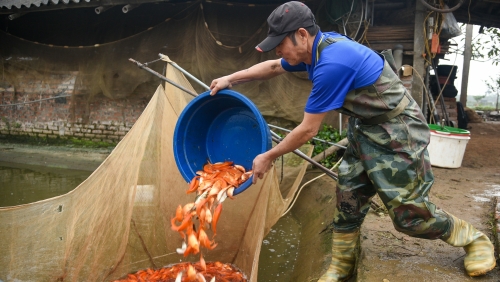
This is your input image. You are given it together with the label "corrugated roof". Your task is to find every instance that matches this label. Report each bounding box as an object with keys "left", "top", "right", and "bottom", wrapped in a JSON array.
[
  {"left": 1, "top": 0, "right": 288, "bottom": 11},
  {"left": 1, "top": 0, "right": 91, "bottom": 10},
  {"left": 3, "top": 0, "right": 500, "bottom": 29}
]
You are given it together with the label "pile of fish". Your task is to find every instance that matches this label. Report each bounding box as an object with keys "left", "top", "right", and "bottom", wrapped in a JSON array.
[{"left": 113, "top": 262, "right": 245, "bottom": 282}]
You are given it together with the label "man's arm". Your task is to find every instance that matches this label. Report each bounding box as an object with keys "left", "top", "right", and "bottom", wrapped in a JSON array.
[
  {"left": 210, "top": 59, "right": 285, "bottom": 95},
  {"left": 252, "top": 111, "right": 327, "bottom": 183}
]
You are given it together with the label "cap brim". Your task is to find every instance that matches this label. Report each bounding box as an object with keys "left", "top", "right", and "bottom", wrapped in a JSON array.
[{"left": 255, "top": 33, "right": 287, "bottom": 52}]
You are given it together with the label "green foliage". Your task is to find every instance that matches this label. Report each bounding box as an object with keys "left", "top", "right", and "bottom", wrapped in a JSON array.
[
  {"left": 472, "top": 95, "right": 485, "bottom": 102},
  {"left": 469, "top": 26, "right": 500, "bottom": 66},
  {"left": 307, "top": 124, "right": 347, "bottom": 168},
  {"left": 473, "top": 106, "right": 497, "bottom": 111},
  {"left": 484, "top": 74, "right": 500, "bottom": 93},
  {"left": 68, "top": 138, "right": 116, "bottom": 148},
  {"left": 0, "top": 134, "right": 116, "bottom": 148},
  {"left": 2, "top": 117, "right": 10, "bottom": 130},
  {"left": 484, "top": 73, "right": 500, "bottom": 111}
]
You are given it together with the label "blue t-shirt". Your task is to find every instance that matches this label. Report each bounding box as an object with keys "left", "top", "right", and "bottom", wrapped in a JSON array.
[{"left": 281, "top": 31, "right": 384, "bottom": 114}]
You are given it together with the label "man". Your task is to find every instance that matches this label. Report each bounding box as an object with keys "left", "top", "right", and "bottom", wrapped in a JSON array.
[{"left": 209, "top": 1, "right": 496, "bottom": 281}]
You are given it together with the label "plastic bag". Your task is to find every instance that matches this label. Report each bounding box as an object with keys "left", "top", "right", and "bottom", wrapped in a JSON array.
[{"left": 441, "top": 6, "right": 462, "bottom": 38}]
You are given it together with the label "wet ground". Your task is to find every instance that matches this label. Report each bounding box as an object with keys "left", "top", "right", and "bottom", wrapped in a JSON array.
[{"left": 355, "top": 122, "right": 500, "bottom": 281}]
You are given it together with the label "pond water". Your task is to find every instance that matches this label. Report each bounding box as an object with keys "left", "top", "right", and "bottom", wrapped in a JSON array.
[
  {"left": 0, "top": 162, "right": 91, "bottom": 207},
  {"left": 258, "top": 214, "right": 301, "bottom": 282},
  {"left": 0, "top": 162, "right": 302, "bottom": 281}
]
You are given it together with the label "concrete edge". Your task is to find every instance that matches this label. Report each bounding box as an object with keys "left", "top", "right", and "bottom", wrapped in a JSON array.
[{"left": 495, "top": 196, "right": 500, "bottom": 257}]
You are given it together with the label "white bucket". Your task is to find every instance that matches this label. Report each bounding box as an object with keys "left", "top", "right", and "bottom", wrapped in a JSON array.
[{"left": 427, "top": 126, "right": 470, "bottom": 168}]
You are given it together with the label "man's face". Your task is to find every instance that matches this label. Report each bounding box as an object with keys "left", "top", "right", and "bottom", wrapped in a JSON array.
[{"left": 275, "top": 30, "right": 310, "bottom": 65}]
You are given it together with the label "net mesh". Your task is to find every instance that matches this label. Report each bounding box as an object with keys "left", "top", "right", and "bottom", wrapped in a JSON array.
[
  {"left": 0, "top": 2, "right": 340, "bottom": 125},
  {"left": 0, "top": 61, "right": 312, "bottom": 281}
]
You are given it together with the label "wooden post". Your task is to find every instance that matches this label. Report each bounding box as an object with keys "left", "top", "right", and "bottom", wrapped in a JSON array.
[
  {"left": 411, "top": 0, "right": 426, "bottom": 107},
  {"left": 460, "top": 24, "right": 473, "bottom": 107}
]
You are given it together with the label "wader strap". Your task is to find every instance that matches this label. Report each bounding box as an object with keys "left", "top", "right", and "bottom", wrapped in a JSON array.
[
  {"left": 317, "top": 35, "right": 408, "bottom": 125},
  {"left": 361, "top": 95, "right": 410, "bottom": 125},
  {"left": 316, "top": 36, "right": 348, "bottom": 63}
]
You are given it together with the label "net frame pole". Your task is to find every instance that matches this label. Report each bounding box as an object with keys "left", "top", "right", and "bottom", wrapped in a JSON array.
[
  {"left": 270, "top": 131, "right": 338, "bottom": 181},
  {"left": 159, "top": 53, "right": 211, "bottom": 92},
  {"left": 128, "top": 58, "right": 198, "bottom": 98}
]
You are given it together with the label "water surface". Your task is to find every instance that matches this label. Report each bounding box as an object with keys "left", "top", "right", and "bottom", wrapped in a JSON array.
[
  {"left": 0, "top": 161, "right": 91, "bottom": 207},
  {"left": 0, "top": 161, "right": 302, "bottom": 281},
  {"left": 258, "top": 214, "right": 301, "bottom": 282}
]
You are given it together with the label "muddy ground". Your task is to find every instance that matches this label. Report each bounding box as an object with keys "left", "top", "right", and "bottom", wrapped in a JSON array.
[
  {"left": 356, "top": 121, "right": 500, "bottom": 282},
  {"left": 0, "top": 121, "right": 499, "bottom": 281}
]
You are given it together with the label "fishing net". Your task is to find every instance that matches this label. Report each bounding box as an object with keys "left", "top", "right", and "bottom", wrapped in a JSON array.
[
  {"left": 0, "top": 1, "right": 340, "bottom": 126},
  {"left": 0, "top": 61, "right": 312, "bottom": 281}
]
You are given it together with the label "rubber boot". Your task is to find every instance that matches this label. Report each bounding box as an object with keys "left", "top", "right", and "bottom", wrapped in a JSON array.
[
  {"left": 318, "top": 230, "right": 359, "bottom": 282},
  {"left": 442, "top": 213, "right": 496, "bottom": 277}
]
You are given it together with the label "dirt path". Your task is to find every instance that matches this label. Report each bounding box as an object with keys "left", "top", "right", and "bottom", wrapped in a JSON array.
[{"left": 357, "top": 122, "right": 500, "bottom": 281}]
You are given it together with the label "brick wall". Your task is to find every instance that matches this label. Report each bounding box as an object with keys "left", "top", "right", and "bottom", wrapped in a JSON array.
[
  {"left": 0, "top": 71, "right": 155, "bottom": 144},
  {"left": 0, "top": 66, "right": 426, "bottom": 144}
]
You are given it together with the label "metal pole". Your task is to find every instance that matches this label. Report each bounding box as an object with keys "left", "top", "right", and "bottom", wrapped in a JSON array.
[
  {"left": 460, "top": 24, "right": 473, "bottom": 108},
  {"left": 431, "top": 59, "right": 451, "bottom": 126},
  {"left": 128, "top": 58, "right": 198, "bottom": 98},
  {"left": 270, "top": 131, "right": 338, "bottom": 181},
  {"left": 412, "top": 0, "right": 426, "bottom": 107},
  {"left": 339, "top": 113, "right": 342, "bottom": 134},
  {"left": 268, "top": 124, "right": 346, "bottom": 149},
  {"left": 159, "top": 53, "right": 210, "bottom": 91}
]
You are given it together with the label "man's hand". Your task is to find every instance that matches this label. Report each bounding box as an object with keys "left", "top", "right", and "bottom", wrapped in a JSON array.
[
  {"left": 209, "top": 76, "right": 232, "bottom": 96},
  {"left": 252, "top": 153, "right": 274, "bottom": 184}
]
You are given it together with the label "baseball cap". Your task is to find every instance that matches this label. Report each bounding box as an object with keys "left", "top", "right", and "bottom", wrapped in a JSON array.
[{"left": 256, "top": 1, "right": 316, "bottom": 52}]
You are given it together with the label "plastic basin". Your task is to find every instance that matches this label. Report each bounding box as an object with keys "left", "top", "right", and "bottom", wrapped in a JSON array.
[
  {"left": 173, "top": 89, "right": 271, "bottom": 195},
  {"left": 427, "top": 124, "right": 470, "bottom": 168}
]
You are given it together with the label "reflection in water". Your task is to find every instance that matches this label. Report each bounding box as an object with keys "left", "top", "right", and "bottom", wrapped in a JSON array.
[
  {"left": 0, "top": 162, "right": 91, "bottom": 207},
  {"left": 258, "top": 214, "right": 301, "bottom": 282}
]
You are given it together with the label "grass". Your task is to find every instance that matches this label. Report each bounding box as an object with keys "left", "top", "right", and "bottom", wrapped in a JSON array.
[
  {"left": 308, "top": 124, "right": 347, "bottom": 168},
  {"left": 0, "top": 134, "right": 116, "bottom": 148}
]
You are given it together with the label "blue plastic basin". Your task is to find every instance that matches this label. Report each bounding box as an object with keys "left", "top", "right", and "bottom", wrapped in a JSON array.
[{"left": 173, "top": 89, "right": 271, "bottom": 195}]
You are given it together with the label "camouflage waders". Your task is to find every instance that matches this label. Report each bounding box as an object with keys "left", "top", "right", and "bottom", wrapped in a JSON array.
[
  {"left": 332, "top": 51, "right": 451, "bottom": 238},
  {"left": 318, "top": 39, "right": 495, "bottom": 282}
]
